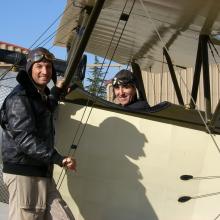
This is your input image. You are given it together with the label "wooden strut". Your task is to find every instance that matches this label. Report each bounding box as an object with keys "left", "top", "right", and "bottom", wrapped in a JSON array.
[
  {"left": 201, "top": 35, "right": 211, "bottom": 122},
  {"left": 131, "top": 62, "right": 147, "bottom": 102},
  {"left": 189, "top": 35, "right": 202, "bottom": 109},
  {"left": 163, "top": 48, "right": 184, "bottom": 105},
  {"left": 63, "top": 0, "right": 106, "bottom": 88},
  {"left": 190, "top": 34, "right": 212, "bottom": 122}
]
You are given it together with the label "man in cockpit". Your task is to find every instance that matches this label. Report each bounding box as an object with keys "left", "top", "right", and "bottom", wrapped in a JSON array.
[{"left": 112, "top": 69, "right": 150, "bottom": 110}]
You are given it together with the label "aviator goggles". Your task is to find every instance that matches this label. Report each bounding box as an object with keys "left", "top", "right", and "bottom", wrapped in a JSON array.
[
  {"left": 112, "top": 76, "right": 135, "bottom": 87},
  {"left": 27, "top": 52, "right": 55, "bottom": 63}
]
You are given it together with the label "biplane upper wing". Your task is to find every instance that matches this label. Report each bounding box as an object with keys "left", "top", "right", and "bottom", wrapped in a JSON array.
[{"left": 54, "top": 0, "right": 220, "bottom": 72}]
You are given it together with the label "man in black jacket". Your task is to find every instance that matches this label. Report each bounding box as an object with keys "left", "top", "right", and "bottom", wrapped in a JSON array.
[
  {"left": 112, "top": 69, "right": 150, "bottom": 110},
  {"left": 0, "top": 47, "right": 75, "bottom": 220}
]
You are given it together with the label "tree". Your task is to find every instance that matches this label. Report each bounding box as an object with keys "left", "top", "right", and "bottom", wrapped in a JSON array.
[{"left": 85, "top": 56, "right": 106, "bottom": 99}]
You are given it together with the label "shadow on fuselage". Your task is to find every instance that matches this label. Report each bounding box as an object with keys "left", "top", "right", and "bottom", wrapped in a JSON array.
[{"left": 55, "top": 104, "right": 158, "bottom": 220}]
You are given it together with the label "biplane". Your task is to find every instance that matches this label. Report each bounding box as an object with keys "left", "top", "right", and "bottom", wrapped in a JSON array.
[{"left": 1, "top": 0, "right": 220, "bottom": 219}]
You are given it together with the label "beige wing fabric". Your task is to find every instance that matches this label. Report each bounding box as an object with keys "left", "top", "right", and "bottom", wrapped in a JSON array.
[{"left": 54, "top": 0, "right": 220, "bottom": 72}]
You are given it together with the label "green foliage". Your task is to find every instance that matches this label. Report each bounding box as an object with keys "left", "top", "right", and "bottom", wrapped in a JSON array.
[{"left": 85, "top": 56, "right": 106, "bottom": 99}]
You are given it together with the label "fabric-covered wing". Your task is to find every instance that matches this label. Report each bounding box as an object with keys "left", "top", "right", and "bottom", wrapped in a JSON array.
[{"left": 54, "top": 0, "right": 220, "bottom": 72}]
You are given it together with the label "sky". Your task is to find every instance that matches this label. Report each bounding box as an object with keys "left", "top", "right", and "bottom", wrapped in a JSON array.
[
  {"left": 0, "top": 0, "right": 122, "bottom": 81},
  {"left": 0, "top": 0, "right": 67, "bottom": 59}
]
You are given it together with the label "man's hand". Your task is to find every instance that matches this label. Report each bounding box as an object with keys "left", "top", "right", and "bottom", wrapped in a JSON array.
[
  {"left": 56, "top": 77, "right": 71, "bottom": 93},
  {"left": 56, "top": 78, "right": 65, "bottom": 89},
  {"left": 62, "top": 157, "right": 76, "bottom": 171}
]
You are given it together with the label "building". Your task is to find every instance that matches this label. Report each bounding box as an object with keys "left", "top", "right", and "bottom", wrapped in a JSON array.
[{"left": 0, "top": 41, "right": 28, "bottom": 70}]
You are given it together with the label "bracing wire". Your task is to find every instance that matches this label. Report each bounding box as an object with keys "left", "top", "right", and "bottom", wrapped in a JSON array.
[
  {"left": 29, "top": 6, "right": 68, "bottom": 49},
  {"left": 56, "top": 98, "right": 93, "bottom": 189},
  {"left": 36, "top": 17, "right": 76, "bottom": 49},
  {"left": 0, "top": 67, "right": 14, "bottom": 81},
  {"left": 214, "top": 214, "right": 220, "bottom": 220},
  {"left": 208, "top": 39, "right": 220, "bottom": 119},
  {"left": 0, "top": 76, "right": 16, "bottom": 81},
  {"left": 0, "top": 2, "right": 73, "bottom": 82},
  {"left": 160, "top": 53, "right": 164, "bottom": 102},
  {"left": 57, "top": 0, "right": 135, "bottom": 189},
  {"left": 176, "top": 67, "right": 220, "bottom": 154},
  {"left": 208, "top": 40, "right": 220, "bottom": 74},
  {"left": 30, "top": 1, "right": 74, "bottom": 49},
  {"left": 149, "top": 69, "right": 156, "bottom": 104},
  {"left": 209, "top": 38, "right": 220, "bottom": 58},
  {"left": 56, "top": 0, "right": 136, "bottom": 190},
  {"left": 138, "top": 0, "right": 220, "bottom": 154},
  {"left": 180, "top": 79, "right": 220, "bottom": 153}
]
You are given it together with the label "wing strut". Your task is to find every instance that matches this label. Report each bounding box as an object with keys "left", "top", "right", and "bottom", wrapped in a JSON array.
[
  {"left": 63, "top": 0, "right": 105, "bottom": 89},
  {"left": 189, "top": 36, "right": 202, "bottom": 109},
  {"left": 201, "top": 35, "right": 211, "bottom": 121},
  {"left": 131, "top": 62, "right": 147, "bottom": 102},
  {"left": 190, "top": 35, "right": 211, "bottom": 121},
  {"left": 163, "top": 48, "right": 184, "bottom": 105}
]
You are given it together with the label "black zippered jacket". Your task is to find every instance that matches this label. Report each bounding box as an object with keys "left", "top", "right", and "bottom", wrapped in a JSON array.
[{"left": 0, "top": 70, "right": 64, "bottom": 177}]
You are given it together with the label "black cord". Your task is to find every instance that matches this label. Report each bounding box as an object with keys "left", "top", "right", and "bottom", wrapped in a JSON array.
[{"left": 56, "top": 0, "right": 137, "bottom": 189}]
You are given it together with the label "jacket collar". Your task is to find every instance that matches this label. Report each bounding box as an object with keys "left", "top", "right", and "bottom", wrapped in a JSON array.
[{"left": 16, "top": 70, "right": 50, "bottom": 97}]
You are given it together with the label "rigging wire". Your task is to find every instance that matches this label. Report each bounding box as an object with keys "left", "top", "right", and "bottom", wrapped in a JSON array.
[
  {"left": 28, "top": 4, "right": 69, "bottom": 49},
  {"left": 149, "top": 68, "right": 156, "bottom": 104},
  {"left": 56, "top": 0, "right": 136, "bottom": 190},
  {"left": 209, "top": 38, "right": 220, "bottom": 58},
  {"left": 50, "top": 1, "right": 220, "bottom": 216},
  {"left": 160, "top": 53, "right": 164, "bottom": 102},
  {"left": 214, "top": 214, "right": 220, "bottom": 220},
  {"left": 138, "top": 0, "right": 220, "bottom": 153},
  {"left": 140, "top": 2, "right": 220, "bottom": 182},
  {"left": 0, "top": 1, "right": 73, "bottom": 82},
  {"left": 37, "top": 25, "right": 66, "bottom": 49},
  {"left": 0, "top": 76, "right": 16, "bottom": 81},
  {"left": 166, "top": 65, "right": 220, "bottom": 154},
  {"left": 28, "top": 2, "right": 74, "bottom": 50},
  {"left": 0, "top": 67, "right": 14, "bottom": 81},
  {"left": 0, "top": 76, "right": 16, "bottom": 91},
  {"left": 178, "top": 191, "right": 220, "bottom": 203},
  {"left": 36, "top": 17, "right": 77, "bottom": 49},
  {"left": 180, "top": 174, "right": 220, "bottom": 180},
  {"left": 138, "top": 0, "right": 169, "bottom": 53},
  {"left": 57, "top": 0, "right": 135, "bottom": 189},
  {"left": 30, "top": 0, "right": 74, "bottom": 49},
  {"left": 208, "top": 39, "right": 220, "bottom": 127},
  {"left": 208, "top": 40, "right": 220, "bottom": 75}
]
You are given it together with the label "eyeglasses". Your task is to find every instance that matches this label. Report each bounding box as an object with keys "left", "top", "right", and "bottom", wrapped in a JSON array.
[{"left": 27, "top": 52, "right": 55, "bottom": 63}]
